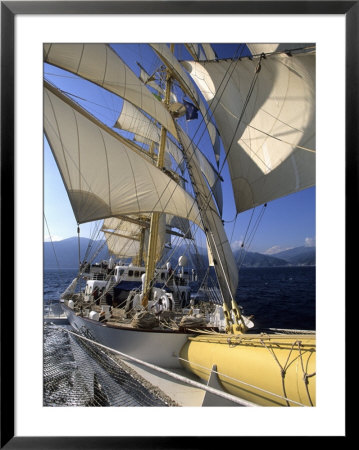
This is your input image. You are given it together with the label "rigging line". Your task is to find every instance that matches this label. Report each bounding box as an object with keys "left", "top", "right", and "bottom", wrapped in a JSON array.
[
  {"left": 44, "top": 214, "right": 62, "bottom": 271},
  {"left": 77, "top": 225, "right": 81, "bottom": 275},
  {"left": 82, "top": 220, "right": 104, "bottom": 266},
  {"left": 237, "top": 205, "right": 267, "bottom": 269},
  {"left": 218, "top": 54, "right": 265, "bottom": 177},
  {"left": 177, "top": 356, "right": 307, "bottom": 407},
  {"left": 250, "top": 45, "right": 316, "bottom": 60},
  {"left": 168, "top": 49, "right": 262, "bottom": 229},
  {"left": 242, "top": 124, "right": 315, "bottom": 153},
  {"left": 60, "top": 89, "right": 123, "bottom": 118},
  {"left": 180, "top": 44, "right": 247, "bottom": 154},
  {"left": 134, "top": 47, "right": 249, "bottom": 249},
  {"left": 46, "top": 48, "right": 246, "bottom": 291},
  {"left": 245, "top": 205, "right": 267, "bottom": 251},
  {"left": 229, "top": 213, "right": 239, "bottom": 246},
  {"left": 190, "top": 45, "right": 248, "bottom": 155}
]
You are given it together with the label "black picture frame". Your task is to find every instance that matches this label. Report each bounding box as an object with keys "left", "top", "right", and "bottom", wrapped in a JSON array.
[{"left": 1, "top": 1, "right": 352, "bottom": 447}]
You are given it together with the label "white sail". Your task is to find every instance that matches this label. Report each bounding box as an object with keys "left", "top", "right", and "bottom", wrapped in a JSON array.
[
  {"left": 150, "top": 43, "right": 221, "bottom": 163},
  {"left": 44, "top": 83, "right": 202, "bottom": 227},
  {"left": 247, "top": 43, "right": 311, "bottom": 57},
  {"left": 114, "top": 100, "right": 184, "bottom": 170},
  {"left": 103, "top": 230, "right": 140, "bottom": 258},
  {"left": 103, "top": 217, "right": 142, "bottom": 236},
  {"left": 185, "top": 51, "right": 315, "bottom": 213},
  {"left": 103, "top": 216, "right": 165, "bottom": 263},
  {"left": 43, "top": 43, "right": 178, "bottom": 139},
  {"left": 185, "top": 44, "right": 206, "bottom": 61},
  {"left": 115, "top": 100, "right": 223, "bottom": 213},
  {"left": 137, "top": 62, "right": 165, "bottom": 95},
  {"left": 201, "top": 44, "right": 217, "bottom": 60},
  {"left": 177, "top": 127, "right": 238, "bottom": 303},
  {"left": 246, "top": 44, "right": 280, "bottom": 55}
]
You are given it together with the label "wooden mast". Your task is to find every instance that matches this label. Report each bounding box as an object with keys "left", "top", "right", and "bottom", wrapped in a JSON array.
[{"left": 142, "top": 44, "right": 174, "bottom": 307}]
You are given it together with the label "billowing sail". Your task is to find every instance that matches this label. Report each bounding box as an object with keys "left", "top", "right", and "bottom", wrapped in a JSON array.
[
  {"left": 201, "top": 44, "right": 217, "bottom": 60},
  {"left": 137, "top": 61, "right": 165, "bottom": 96},
  {"left": 114, "top": 100, "right": 184, "bottom": 171},
  {"left": 246, "top": 44, "right": 280, "bottom": 56},
  {"left": 247, "top": 43, "right": 311, "bottom": 57},
  {"left": 115, "top": 100, "right": 223, "bottom": 213},
  {"left": 184, "top": 50, "right": 315, "bottom": 213},
  {"left": 103, "top": 230, "right": 140, "bottom": 258},
  {"left": 177, "top": 127, "right": 238, "bottom": 305},
  {"left": 150, "top": 43, "right": 221, "bottom": 163},
  {"left": 44, "top": 83, "right": 202, "bottom": 227},
  {"left": 185, "top": 44, "right": 206, "bottom": 61},
  {"left": 43, "top": 43, "right": 178, "bottom": 138},
  {"left": 102, "top": 216, "right": 165, "bottom": 263}
]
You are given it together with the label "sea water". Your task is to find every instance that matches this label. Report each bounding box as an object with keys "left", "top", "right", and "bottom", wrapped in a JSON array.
[
  {"left": 44, "top": 266, "right": 315, "bottom": 329},
  {"left": 43, "top": 266, "right": 315, "bottom": 406}
]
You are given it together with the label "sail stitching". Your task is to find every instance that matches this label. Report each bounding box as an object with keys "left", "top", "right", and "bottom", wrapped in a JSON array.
[
  {"left": 98, "top": 129, "right": 112, "bottom": 211},
  {"left": 76, "top": 44, "right": 85, "bottom": 75},
  {"left": 45, "top": 90, "right": 74, "bottom": 192}
]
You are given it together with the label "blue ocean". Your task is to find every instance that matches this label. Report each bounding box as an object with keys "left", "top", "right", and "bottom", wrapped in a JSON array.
[
  {"left": 43, "top": 266, "right": 315, "bottom": 406},
  {"left": 44, "top": 266, "right": 315, "bottom": 330}
]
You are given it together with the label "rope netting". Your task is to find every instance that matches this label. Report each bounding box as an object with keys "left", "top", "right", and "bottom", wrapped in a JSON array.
[{"left": 43, "top": 323, "right": 177, "bottom": 407}]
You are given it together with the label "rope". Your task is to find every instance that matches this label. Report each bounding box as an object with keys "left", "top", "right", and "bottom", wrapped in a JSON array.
[
  {"left": 260, "top": 338, "right": 309, "bottom": 407},
  {"left": 44, "top": 214, "right": 61, "bottom": 270},
  {"left": 130, "top": 311, "right": 158, "bottom": 329},
  {"left": 52, "top": 324, "right": 257, "bottom": 407},
  {"left": 177, "top": 355, "right": 307, "bottom": 407},
  {"left": 297, "top": 341, "right": 315, "bottom": 406}
]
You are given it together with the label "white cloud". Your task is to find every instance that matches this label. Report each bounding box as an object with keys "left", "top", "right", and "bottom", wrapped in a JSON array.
[
  {"left": 44, "top": 235, "right": 63, "bottom": 242},
  {"left": 305, "top": 237, "right": 316, "bottom": 247},
  {"left": 264, "top": 245, "right": 293, "bottom": 255},
  {"left": 231, "top": 239, "right": 243, "bottom": 251}
]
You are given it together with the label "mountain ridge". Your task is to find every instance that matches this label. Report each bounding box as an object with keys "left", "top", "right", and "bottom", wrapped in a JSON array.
[{"left": 44, "top": 237, "right": 315, "bottom": 269}]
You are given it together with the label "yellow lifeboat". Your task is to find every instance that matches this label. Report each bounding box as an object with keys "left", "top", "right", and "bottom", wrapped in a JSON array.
[{"left": 180, "top": 332, "right": 316, "bottom": 407}]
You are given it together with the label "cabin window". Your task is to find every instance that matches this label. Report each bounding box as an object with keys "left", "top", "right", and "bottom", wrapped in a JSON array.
[
  {"left": 140, "top": 271, "right": 145, "bottom": 277},
  {"left": 134, "top": 271, "right": 140, "bottom": 278},
  {"left": 119, "top": 269, "right": 124, "bottom": 276},
  {"left": 128, "top": 270, "right": 133, "bottom": 277},
  {"left": 161, "top": 272, "right": 165, "bottom": 280}
]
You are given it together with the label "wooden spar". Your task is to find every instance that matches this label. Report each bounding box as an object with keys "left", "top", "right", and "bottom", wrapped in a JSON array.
[{"left": 142, "top": 44, "right": 174, "bottom": 307}]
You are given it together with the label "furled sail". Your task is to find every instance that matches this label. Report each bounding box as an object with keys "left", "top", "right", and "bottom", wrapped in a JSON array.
[
  {"left": 184, "top": 50, "right": 315, "bottom": 213},
  {"left": 177, "top": 127, "right": 238, "bottom": 305},
  {"left": 44, "top": 82, "right": 202, "bottom": 227},
  {"left": 43, "top": 43, "right": 178, "bottom": 139},
  {"left": 150, "top": 43, "right": 221, "bottom": 163}
]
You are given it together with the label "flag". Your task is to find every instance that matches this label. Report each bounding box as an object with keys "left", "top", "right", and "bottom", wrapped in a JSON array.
[{"left": 183, "top": 100, "right": 199, "bottom": 121}]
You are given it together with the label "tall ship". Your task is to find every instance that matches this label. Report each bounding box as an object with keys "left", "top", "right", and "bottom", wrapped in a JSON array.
[{"left": 44, "top": 42, "right": 316, "bottom": 407}]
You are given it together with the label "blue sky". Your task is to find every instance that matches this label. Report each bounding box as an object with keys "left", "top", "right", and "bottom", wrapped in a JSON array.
[{"left": 44, "top": 43, "right": 315, "bottom": 254}]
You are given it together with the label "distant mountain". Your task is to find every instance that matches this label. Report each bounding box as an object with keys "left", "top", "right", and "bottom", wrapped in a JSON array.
[
  {"left": 44, "top": 237, "right": 110, "bottom": 268},
  {"left": 234, "top": 250, "right": 289, "bottom": 268},
  {"left": 271, "top": 246, "right": 316, "bottom": 266},
  {"left": 44, "top": 237, "right": 315, "bottom": 269}
]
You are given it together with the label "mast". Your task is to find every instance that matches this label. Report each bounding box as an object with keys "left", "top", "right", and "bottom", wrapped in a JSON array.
[{"left": 142, "top": 44, "right": 174, "bottom": 307}]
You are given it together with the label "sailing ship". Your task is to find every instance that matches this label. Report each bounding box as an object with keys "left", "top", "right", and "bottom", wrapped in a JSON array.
[{"left": 44, "top": 42, "right": 316, "bottom": 407}]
